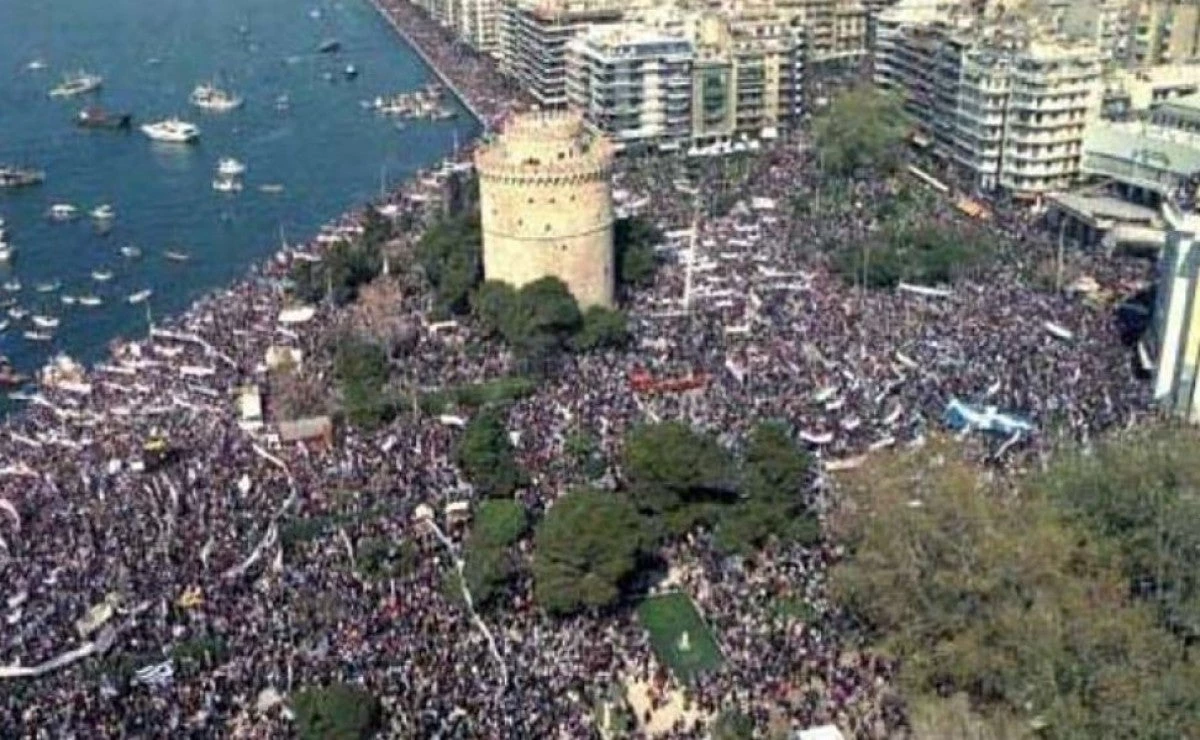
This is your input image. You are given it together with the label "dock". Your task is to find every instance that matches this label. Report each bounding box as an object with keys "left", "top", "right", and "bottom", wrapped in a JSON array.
[{"left": 363, "top": 0, "right": 489, "bottom": 132}]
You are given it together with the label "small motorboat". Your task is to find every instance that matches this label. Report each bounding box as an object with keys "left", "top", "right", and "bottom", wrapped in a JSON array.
[
  {"left": 2, "top": 280, "right": 20, "bottom": 292},
  {"left": 48, "top": 204, "right": 78, "bottom": 221},
  {"left": 90, "top": 204, "right": 115, "bottom": 221},
  {"left": 60, "top": 295, "right": 77, "bottom": 306},
  {"left": 31, "top": 315, "right": 59, "bottom": 330},
  {"left": 212, "top": 177, "right": 243, "bottom": 193},
  {"left": 49, "top": 71, "right": 102, "bottom": 98},
  {"left": 91, "top": 269, "right": 114, "bottom": 281},
  {"left": 0, "top": 320, "right": 8, "bottom": 332},
  {"left": 318, "top": 39, "right": 341, "bottom": 54},
  {"left": 0, "top": 244, "right": 13, "bottom": 263},
  {"left": 259, "top": 183, "right": 284, "bottom": 194},
  {"left": 77, "top": 106, "right": 132, "bottom": 129},
  {"left": 141, "top": 118, "right": 200, "bottom": 143},
  {"left": 78, "top": 295, "right": 103, "bottom": 307},
  {"left": 23, "top": 331, "right": 53, "bottom": 342},
  {"left": 217, "top": 157, "right": 246, "bottom": 177},
  {"left": 0, "top": 167, "right": 45, "bottom": 189},
  {"left": 163, "top": 250, "right": 191, "bottom": 262},
  {"left": 7, "top": 307, "right": 27, "bottom": 320},
  {"left": 275, "top": 94, "right": 290, "bottom": 111},
  {"left": 120, "top": 245, "right": 142, "bottom": 258},
  {"left": 190, "top": 83, "right": 244, "bottom": 112},
  {"left": 26, "top": 59, "right": 47, "bottom": 71},
  {"left": 344, "top": 64, "right": 358, "bottom": 80},
  {"left": 127, "top": 289, "right": 153, "bottom": 304},
  {"left": 35, "top": 280, "right": 61, "bottom": 293}
]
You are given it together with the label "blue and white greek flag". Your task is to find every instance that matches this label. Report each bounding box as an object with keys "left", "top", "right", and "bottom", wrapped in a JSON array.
[{"left": 134, "top": 659, "right": 174, "bottom": 688}]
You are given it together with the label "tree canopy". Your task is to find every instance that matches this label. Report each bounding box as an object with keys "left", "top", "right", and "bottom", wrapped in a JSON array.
[
  {"left": 811, "top": 85, "right": 908, "bottom": 178},
  {"left": 289, "top": 209, "right": 389, "bottom": 307},
  {"left": 533, "top": 489, "right": 647, "bottom": 615},
  {"left": 293, "top": 683, "right": 381, "bottom": 740},
  {"left": 454, "top": 407, "right": 524, "bottom": 498},
  {"left": 332, "top": 336, "right": 394, "bottom": 429},
  {"left": 623, "top": 422, "right": 737, "bottom": 532},
  {"left": 831, "top": 221, "right": 997, "bottom": 290},
  {"left": 461, "top": 499, "right": 530, "bottom": 609},
  {"left": 416, "top": 212, "right": 482, "bottom": 315},
  {"left": 829, "top": 439, "right": 1200, "bottom": 738},
  {"left": 614, "top": 215, "right": 662, "bottom": 289}
]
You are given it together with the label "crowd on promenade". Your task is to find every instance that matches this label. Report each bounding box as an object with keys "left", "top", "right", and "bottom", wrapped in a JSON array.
[{"left": 0, "top": 7, "right": 1161, "bottom": 740}]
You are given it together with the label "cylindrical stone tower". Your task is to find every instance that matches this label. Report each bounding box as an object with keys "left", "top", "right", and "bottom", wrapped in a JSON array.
[{"left": 475, "top": 111, "right": 615, "bottom": 309}]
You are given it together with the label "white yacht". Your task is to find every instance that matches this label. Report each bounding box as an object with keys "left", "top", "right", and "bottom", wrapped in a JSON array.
[
  {"left": 49, "top": 71, "right": 102, "bottom": 98},
  {"left": 212, "top": 177, "right": 243, "bottom": 193},
  {"left": 127, "top": 289, "right": 153, "bottom": 304},
  {"left": 78, "top": 295, "right": 104, "bottom": 307},
  {"left": 48, "top": 204, "right": 78, "bottom": 221},
  {"left": 60, "top": 295, "right": 77, "bottom": 306},
  {"left": 120, "top": 245, "right": 142, "bottom": 258},
  {"left": 216, "top": 157, "right": 246, "bottom": 177},
  {"left": 190, "top": 83, "right": 243, "bottom": 112},
  {"left": 90, "top": 204, "right": 115, "bottom": 221},
  {"left": 24, "top": 331, "right": 53, "bottom": 342},
  {"left": 91, "top": 269, "right": 114, "bottom": 282},
  {"left": 26, "top": 59, "right": 47, "bottom": 72},
  {"left": 8, "top": 307, "right": 27, "bottom": 320},
  {"left": 35, "top": 280, "right": 61, "bottom": 293},
  {"left": 31, "top": 315, "right": 59, "bottom": 330},
  {"left": 3, "top": 280, "right": 20, "bottom": 292},
  {"left": 141, "top": 118, "right": 200, "bottom": 143},
  {"left": 0, "top": 244, "right": 12, "bottom": 262},
  {"left": 163, "top": 249, "right": 191, "bottom": 262}
]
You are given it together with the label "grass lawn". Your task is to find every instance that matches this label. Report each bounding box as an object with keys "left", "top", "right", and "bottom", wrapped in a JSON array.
[{"left": 637, "top": 592, "right": 723, "bottom": 683}]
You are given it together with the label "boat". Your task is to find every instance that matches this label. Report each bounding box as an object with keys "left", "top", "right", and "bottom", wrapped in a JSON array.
[
  {"left": 318, "top": 39, "right": 341, "bottom": 54},
  {"left": 60, "top": 295, "right": 77, "bottom": 306},
  {"left": 217, "top": 157, "right": 246, "bottom": 177},
  {"left": 90, "top": 204, "right": 115, "bottom": 221},
  {"left": 259, "top": 183, "right": 284, "bottom": 194},
  {"left": 35, "top": 281, "right": 61, "bottom": 293},
  {"left": 0, "top": 360, "right": 28, "bottom": 387},
  {"left": 344, "top": 64, "right": 358, "bottom": 79},
  {"left": 0, "top": 167, "right": 45, "bottom": 189},
  {"left": 0, "top": 320, "right": 8, "bottom": 331},
  {"left": 190, "top": 83, "right": 244, "bottom": 112},
  {"left": 31, "top": 315, "right": 59, "bottom": 330},
  {"left": 26, "top": 60, "right": 47, "bottom": 71},
  {"left": 120, "top": 245, "right": 142, "bottom": 258},
  {"left": 212, "top": 177, "right": 243, "bottom": 193},
  {"left": 141, "top": 119, "right": 200, "bottom": 143},
  {"left": 7, "top": 308, "right": 27, "bottom": 320},
  {"left": 78, "top": 295, "right": 103, "bottom": 307},
  {"left": 91, "top": 270, "right": 114, "bottom": 282},
  {"left": 3, "top": 280, "right": 20, "bottom": 292},
  {"left": 163, "top": 250, "right": 191, "bottom": 262},
  {"left": 49, "top": 72, "right": 102, "bottom": 98},
  {"left": 275, "top": 94, "right": 290, "bottom": 111},
  {"left": 0, "top": 244, "right": 12, "bottom": 263},
  {"left": 23, "top": 331, "right": 53, "bottom": 342},
  {"left": 48, "top": 204, "right": 78, "bottom": 221},
  {"left": 76, "top": 106, "right": 132, "bottom": 129},
  {"left": 127, "top": 289, "right": 153, "bottom": 304}
]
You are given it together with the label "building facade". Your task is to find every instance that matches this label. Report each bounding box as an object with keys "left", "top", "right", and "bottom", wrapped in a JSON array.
[
  {"left": 1132, "top": 0, "right": 1200, "bottom": 66},
  {"left": 1151, "top": 199, "right": 1200, "bottom": 420},
  {"left": 474, "top": 111, "right": 616, "bottom": 308}
]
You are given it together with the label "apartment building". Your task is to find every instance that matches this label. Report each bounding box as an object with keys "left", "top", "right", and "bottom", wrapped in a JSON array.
[
  {"left": 1151, "top": 90, "right": 1200, "bottom": 132},
  {"left": 1132, "top": 0, "right": 1200, "bottom": 65},
  {"left": 1101, "top": 64, "right": 1200, "bottom": 118},
  {"left": 877, "top": 17, "right": 1104, "bottom": 196},
  {"left": 1150, "top": 199, "right": 1200, "bottom": 422},
  {"left": 566, "top": 9, "right": 806, "bottom": 151},
  {"left": 499, "top": 0, "right": 627, "bottom": 108},
  {"left": 774, "top": 0, "right": 870, "bottom": 64}
]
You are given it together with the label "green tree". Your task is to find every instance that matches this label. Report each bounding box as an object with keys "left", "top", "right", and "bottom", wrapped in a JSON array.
[
  {"left": 471, "top": 279, "right": 520, "bottom": 339},
  {"left": 623, "top": 422, "right": 736, "bottom": 533},
  {"left": 614, "top": 215, "right": 662, "bottom": 288},
  {"left": 811, "top": 85, "right": 908, "bottom": 178},
  {"left": 574, "top": 306, "right": 629, "bottom": 351},
  {"left": 533, "top": 489, "right": 647, "bottom": 615},
  {"left": 710, "top": 708, "right": 755, "bottom": 740},
  {"left": 293, "top": 683, "right": 381, "bottom": 740},
  {"left": 564, "top": 427, "right": 606, "bottom": 480},
  {"left": 333, "top": 337, "right": 394, "bottom": 429},
  {"left": 454, "top": 407, "right": 523, "bottom": 498},
  {"left": 416, "top": 213, "right": 483, "bottom": 314}
]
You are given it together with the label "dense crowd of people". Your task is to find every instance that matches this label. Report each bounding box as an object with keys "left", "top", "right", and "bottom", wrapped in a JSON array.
[{"left": 0, "top": 3, "right": 1162, "bottom": 739}]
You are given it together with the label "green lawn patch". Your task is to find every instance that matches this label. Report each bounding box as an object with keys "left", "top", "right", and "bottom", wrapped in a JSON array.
[
  {"left": 418, "top": 375, "right": 536, "bottom": 414},
  {"left": 637, "top": 592, "right": 723, "bottom": 683}
]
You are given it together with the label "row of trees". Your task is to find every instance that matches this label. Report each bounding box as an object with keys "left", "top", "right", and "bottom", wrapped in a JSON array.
[
  {"left": 453, "top": 412, "right": 820, "bottom": 616},
  {"left": 290, "top": 207, "right": 394, "bottom": 306},
  {"left": 829, "top": 429, "right": 1200, "bottom": 738},
  {"left": 830, "top": 220, "right": 998, "bottom": 290}
]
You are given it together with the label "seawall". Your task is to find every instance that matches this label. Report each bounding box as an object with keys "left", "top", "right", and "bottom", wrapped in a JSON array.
[{"left": 363, "top": 0, "right": 489, "bottom": 132}]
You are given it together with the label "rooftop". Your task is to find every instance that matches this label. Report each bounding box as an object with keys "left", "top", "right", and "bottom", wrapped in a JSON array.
[{"left": 1085, "top": 121, "right": 1200, "bottom": 177}]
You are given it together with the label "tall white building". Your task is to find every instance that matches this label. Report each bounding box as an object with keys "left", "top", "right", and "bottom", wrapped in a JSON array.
[{"left": 1151, "top": 198, "right": 1200, "bottom": 421}]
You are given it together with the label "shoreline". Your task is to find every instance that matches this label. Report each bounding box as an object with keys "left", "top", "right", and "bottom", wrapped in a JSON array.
[{"left": 362, "top": 0, "right": 489, "bottom": 131}]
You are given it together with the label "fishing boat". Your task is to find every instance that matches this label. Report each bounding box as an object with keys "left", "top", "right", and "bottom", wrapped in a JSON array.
[
  {"left": 318, "top": 39, "right": 341, "bottom": 54},
  {"left": 344, "top": 64, "right": 358, "bottom": 80},
  {"left": 163, "top": 250, "right": 191, "bottom": 262},
  {"left": 35, "top": 280, "right": 61, "bottom": 293},
  {"left": 49, "top": 71, "right": 102, "bottom": 98},
  {"left": 212, "top": 177, "right": 243, "bottom": 193},
  {"left": 120, "top": 245, "right": 142, "bottom": 258},
  {"left": 0, "top": 167, "right": 45, "bottom": 189},
  {"left": 78, "top": 295, "right": 103, "bottom": 307},
  {"left": 2, "top": 280, "right": 20, "bottom": 292},
  {"left": 60, "top": 295, "right": 77, "bottom": 306},
  {"left": 141, "top": 118, "right": 200, "bottom": 143},
  {"left": 31, "top": 315, "right": 59, "bottom": 330},
  {"left": 47, "top": 204, "right": 79, "bottom": 221},
  {"left": 190, "top": 83, "right": 244, "bottom": 112},
  {"left": 91, "top": 269, "right": 114, "bottom": 282},
  {"left": 90, "top": 204, "right": 115, "bottom": 221},
  {"left": 23, "top": 331, "right": 53, "bottom": 342},
  {"left": 7, "top": 308, "right": 27, "bottom": 320},
  {"left": 217, "top": 157, "right": 246, "bottom": 177},
  {"left": 77, "top": 106, "right": 133, "bottom": 129},
  {"left": 127, "top": 289, "right": 153, "bottom": 304}
]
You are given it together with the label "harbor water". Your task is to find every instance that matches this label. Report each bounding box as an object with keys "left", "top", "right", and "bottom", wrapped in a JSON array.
[{"left": 0, "top": 0, "right": 479, "bottom": 375}]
